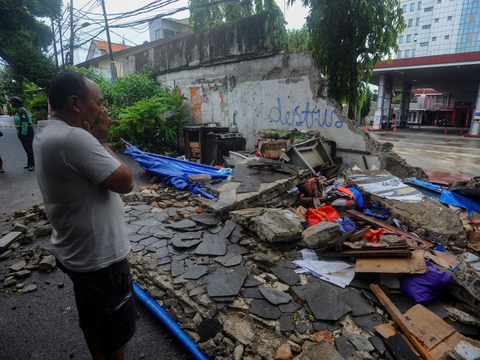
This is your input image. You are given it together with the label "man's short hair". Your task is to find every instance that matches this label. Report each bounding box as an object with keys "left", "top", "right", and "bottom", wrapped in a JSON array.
[{"left": 49, "top": 71, "right": 91, "bottom": 111}]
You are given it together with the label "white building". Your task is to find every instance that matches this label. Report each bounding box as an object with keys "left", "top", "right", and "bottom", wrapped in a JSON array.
[
  {"left": 148, "top": 18, "right": 192, "bottom": 42},
  {"left": 396, "top": 0, "right": 480, "bottom": 59}
]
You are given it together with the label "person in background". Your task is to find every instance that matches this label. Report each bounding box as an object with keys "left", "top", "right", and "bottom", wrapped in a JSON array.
[
  {"left": 10, "top": 97, "right": 35, "bottom": 171},
  {"left": 33, "top": 71, "right": 135, "bottom": 360},
  {"left": 0, "top": 130, "right": 4, "bottom": 173}
]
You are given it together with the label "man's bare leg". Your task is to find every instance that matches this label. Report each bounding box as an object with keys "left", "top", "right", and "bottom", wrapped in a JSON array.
[{"left": 82, "top": 328, "right": 104, "bottom": 360}]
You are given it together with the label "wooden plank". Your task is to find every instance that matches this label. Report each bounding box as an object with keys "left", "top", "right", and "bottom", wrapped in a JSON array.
[
  {"left": 347, "top": 210, "right": 434, "bottom": 247},
  {"left": 350, "top": 226, "right": 372, "bottom": 242},
  {"left": 430, "top": 332, "right": 463, "bottom": 360},
  {"left": 375, "top": 323, "right": 421, "bottom": 357},
  {"left": 370, "top": 284, "right": 435, "bottom": 360},
  {"left": 327, "top": 231, "right": 355, "bottom": 246},
  {"left": 403, "top": 304, "right": 456, "bottom": 351},
  {"left": 355, "top": 252, "right": 427, "bottom": 274},
  {"left": 384, "top": 333, "right": 421, "bottom": 360},
  {"left": 319, "top": 249, "right": 412, "bottom": 258}
]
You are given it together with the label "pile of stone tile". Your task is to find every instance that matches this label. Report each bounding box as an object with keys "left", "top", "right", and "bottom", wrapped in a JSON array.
[{"left": 2, "top": 179, "right": 480, "bottom": 360}]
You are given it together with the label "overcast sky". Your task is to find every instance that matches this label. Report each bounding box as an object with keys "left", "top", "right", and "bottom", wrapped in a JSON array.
[{"left": 63, "top": 0, "right": 310, "bottom": 63}]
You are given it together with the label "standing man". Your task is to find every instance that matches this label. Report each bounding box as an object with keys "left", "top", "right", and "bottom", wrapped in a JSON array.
[
  {"left": 33, "top": 71, "right": 136, "bottom": 360},
  {"left": 11, "top": 97, "right": 35, "bottom": 171}
]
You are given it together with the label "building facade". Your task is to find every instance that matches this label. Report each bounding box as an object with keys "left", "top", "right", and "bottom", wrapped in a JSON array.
[
  {"left": 148, "top": 18, "right": 192, "bottom": 42},
  {"left": 397, "top": 0, "right": 480, "bottom": 59}
]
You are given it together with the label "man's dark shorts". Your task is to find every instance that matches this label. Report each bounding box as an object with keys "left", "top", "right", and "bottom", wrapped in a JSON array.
[{"left": 58, "top": 258, "right": 136, "bottom": 354}]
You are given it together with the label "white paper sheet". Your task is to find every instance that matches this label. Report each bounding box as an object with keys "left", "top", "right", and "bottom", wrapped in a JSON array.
[{"left": 293, "top": 258, "right": 355, "bottom": 288}]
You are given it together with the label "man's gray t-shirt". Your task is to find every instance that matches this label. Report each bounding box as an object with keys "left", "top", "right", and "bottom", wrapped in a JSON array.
[{"left": 33, "top": 120, "right": 130, "bottom": 272}]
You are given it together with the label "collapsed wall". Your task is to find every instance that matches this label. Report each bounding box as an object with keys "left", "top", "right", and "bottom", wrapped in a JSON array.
[{"left": 122, "top": 12, "right": 427, "bottom": 180}]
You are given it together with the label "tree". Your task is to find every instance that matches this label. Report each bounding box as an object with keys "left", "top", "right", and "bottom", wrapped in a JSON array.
[
  {"left": 287, "top": 0, "right": 405, "bottom": 119},
  {"left": 286, "top": 25, "right": 311, "bottom": 52},
  {"left": 189, "top": 0, "right": 288, "bottom": 50},
  {"left": 0, "top": 0, "right": 62, "bottom": 89}
]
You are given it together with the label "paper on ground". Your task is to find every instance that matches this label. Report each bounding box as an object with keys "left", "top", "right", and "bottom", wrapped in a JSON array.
[{"left": 294, "top": 258, "right": 355, "bottom": 288}]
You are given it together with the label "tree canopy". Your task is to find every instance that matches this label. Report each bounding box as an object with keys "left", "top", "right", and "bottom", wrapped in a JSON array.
[
  {"left": 288, "top": 0, "right": 405, "bottom": 119},
  {"left": 0, "top": 0, "right": 62, "bottom": 89}
]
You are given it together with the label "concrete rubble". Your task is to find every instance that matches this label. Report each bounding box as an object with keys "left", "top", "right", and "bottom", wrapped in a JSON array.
[{"left": 1, "top": 166, "right": 480, "bottom": 360}]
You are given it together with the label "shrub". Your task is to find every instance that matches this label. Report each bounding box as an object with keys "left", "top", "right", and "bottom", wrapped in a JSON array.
[{"left": 24, "top": 92, "right": 48, "bottom": 121}]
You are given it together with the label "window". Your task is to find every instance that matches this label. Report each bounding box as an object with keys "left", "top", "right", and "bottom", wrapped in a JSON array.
[
  {"left": 447, "top": 16, "right": 452, "bottom": 21},
  {"left": 418, "top": 1, "right": 422, "bottom": 9},
  {"left": 155, "top": 29, "right": 162, "bottom": 40},
  {"left": 407, "top": 35, "right": 411, "bottom": 42},
  {"left": 405, "top": 50, "right": 410, "bottom": 57},
  {"left": 467, "top": 33, "right": 473, "bottom": 42},
  {"left": 437, "top": 0, "right": 441, "bottom": 3},
  {"left": 398, "top": 51, "right": 402, "bottom": 58},
  {"left": 416, "top": 18, "right": 420, "bottom": 26},
  {"left": 432, "top": 36, "right": 437, "bottom": 41},
  {"left": 434, "top": 18, "right": 439, "bottom": 23},
  {"left": 445, "top": 35, "right": 450, "bottom": 40},
  {"left": 410, "top": 3, "right": 415, "bottom": 11},
  {"left": 403, "top": 5, "right": 407, "bottom": 12},
  {"left": 420, "top": 42, "right": 429, "bottom": 46},
  {"left": 399, "top": 36, "right": 404, "bottom": 43},
  {"left": 412, "top": 49, "right": 416, "bottom": 57},
  {"left": 422, "top": 25, "right": 431, "bottom": 29},
  {"left": 408, "top": 19, "right": 413, "bottom": 27},
  {"left": 425, "top": 7, "right": 433, "bottom": 11}
]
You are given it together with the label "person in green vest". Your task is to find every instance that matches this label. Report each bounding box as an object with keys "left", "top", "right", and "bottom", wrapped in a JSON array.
[{"left": 11, "top": 97, "right": 35, "bottom": 171}]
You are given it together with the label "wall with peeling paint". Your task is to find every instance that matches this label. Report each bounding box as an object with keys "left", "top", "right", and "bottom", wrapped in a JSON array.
[{"left": 156, "top": 52, "right": 382, "bottom": 169}]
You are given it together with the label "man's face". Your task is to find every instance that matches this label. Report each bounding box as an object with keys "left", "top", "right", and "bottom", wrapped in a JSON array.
[{"left": 81, "top": 79, "right": 106, "bottom": 128}]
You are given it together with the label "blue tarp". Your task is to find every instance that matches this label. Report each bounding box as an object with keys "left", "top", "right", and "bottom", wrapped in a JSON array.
[
  {"left": 440, "top": 189, "right": 480, "bottom": 218},
  {"left": 124, "top": 142, "right": 230, "bottom": 200},
  {"left": 406, "top": 178, "right": 443, "bottom": 191}
]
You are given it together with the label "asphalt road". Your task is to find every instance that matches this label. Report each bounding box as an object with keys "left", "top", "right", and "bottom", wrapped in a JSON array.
[
  {"left": 0, "top": 115, "right": 189, "bottom": 360},
  {"left": 369, "top": 125, "right": 480, "bottom": 177}
]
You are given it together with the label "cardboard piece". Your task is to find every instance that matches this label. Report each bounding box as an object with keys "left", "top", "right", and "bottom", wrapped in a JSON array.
[
  {"left": 355, "top": 251, "right": 427, "bottom": 274},
  {"left": 424, "top": 250, "right": 459, "bottom": 270}
]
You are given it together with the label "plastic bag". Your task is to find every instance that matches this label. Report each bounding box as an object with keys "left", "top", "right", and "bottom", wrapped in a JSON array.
[
  {"left": 335, "top": 216, "right": 356, "bottom": 232},
  {"left": 400, "top": 259, "right": 454, "bottom": 304},
  {"left": 307, "top": 206, "right": 339, "bottom": 226}
]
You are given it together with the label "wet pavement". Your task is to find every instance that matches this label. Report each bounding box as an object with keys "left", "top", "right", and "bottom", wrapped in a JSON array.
[{"left": 369, "top": 126, "right": 480, "bottom": 177}]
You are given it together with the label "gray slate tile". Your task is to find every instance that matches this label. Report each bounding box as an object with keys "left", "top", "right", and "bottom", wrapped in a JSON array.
[
  {"left": 259, "top": 286, "right": 291, "bottom": 305},
  {"left": 152, "top": 247, "right": 169, "bottom": 259},
  {"left": 146, "top": 239, "right": 168, "bottom": 251},
  {"left": 353, "top": 315, "right": 385, "bottom": 334},
  {"left": 195, "top": 234, "right": 227, "bottom": 256},
  {"left": 131, "top": 244, "right": 144, "bottom": 252},
  {"left": 339, "top": 289, "right": 375, "bottom": 317},
  {"left": 226, "top": 244, "right": 249, "bottom": 255},
  {"left": 208, "top": 224, "right": 223, "bottom": 234},
  {"left": 171, "top": 262, "right": 185, "bottom": 277},
  {"left": 129, "top": 234, "right": 151, "bottom": 243},
  {"left": 183, "top": 265, "right": 209, "bottom": 280},
  {"left": 271, "top": 267, "right": 301, "bottom": 286},
  {"left": 296, "top": 322, "right": 308, "bottom": 334},
  {"left": 214, "top": 253, "right": 242, "bottom": 267},
  {"left": 280, "top": 314, "right": 295, "bottom": 332},
  {"left": 197, "top": 256, "right": 210, "bottom": 265},
  {"left": 241, "top": 289, "right": 264, "bottom": 299},
  {"left": 165, "top": 219, "right": 197, "bottom": 230},
  {"left": 304, "top": 281, "right": 351, "bottom": 321},
  {"left": 369, "top": 336, "right": 385, "bottom": 355},
  {"left": 243, "top": 275, "right": 263, "bottom": 287},
  {"left": 171, "top": 236, "right": 203, "bottom": 248},
  {"left": 348, "top": 333, "right": 374, "bottom": 352},
  {"left": 249, "top": 299, "right": 281, "bottom": 320},
  {"left": 190, "top": 214, "right": 222, "bottom": 226},
  {"left": 313, "top": 321, "right": 340, "bottom": 332},
  {"left": 176, "top": 231, "right": 204, "bottom": 240},
  {"left": 218, "top": 220, "right": 236, "bottom": 238},
  {"left": 335, "top": 335, "right": 356, "bottom": 360},
  {"left": 206, "top": 268, "right": 247, "bottom": 297},
  {"left": 278, "top": 301, "right": 302, "bottom": 313}
]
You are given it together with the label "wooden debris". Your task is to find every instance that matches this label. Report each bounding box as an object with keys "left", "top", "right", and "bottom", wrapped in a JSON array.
[
  {"left": 384, "top": 333, "right": 420, "bottom": 360},
  {"left": 370, "top": 284, "right": 435, "bottom": 360},
  {"left": 347, "top": 210, "right": 434, "bottom": 247},
  {"left": 349, "top": 226, "right": 372, "bottom": 242},
  {"left": 355, "top": 251, "right": 427, "bottom": 274}
]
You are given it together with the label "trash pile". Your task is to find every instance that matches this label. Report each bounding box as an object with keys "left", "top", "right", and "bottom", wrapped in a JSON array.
[{"left": 2, "top": 141, "right": 480, "bottom": 360}]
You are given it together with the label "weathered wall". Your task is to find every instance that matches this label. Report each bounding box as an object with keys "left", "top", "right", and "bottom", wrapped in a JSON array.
[
  {"left": 121, "top": 12, "right": 275, "bottom": 76},
  {"left": 157, "top": 51, "right": 426, "bottom": 174}
]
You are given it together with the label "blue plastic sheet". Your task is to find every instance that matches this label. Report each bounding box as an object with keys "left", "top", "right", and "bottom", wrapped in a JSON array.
[
  {"left": 440, "top": 189, "right": 480, "bottom": 218},
  {"left": 406, "top": 178, "right": 443, "bottom": 191},
  {"left": 335, "top": 216, "right": 357, "bottom": 232},
  {"left": 124, "top": 142, "right": 230, "bottom": 200}
]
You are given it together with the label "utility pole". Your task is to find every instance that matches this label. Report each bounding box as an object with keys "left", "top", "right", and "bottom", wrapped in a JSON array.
[
  {"left": 100, "top": 0, "right": 118, "bottom": 81},
  {"left": 70, "top": 0, "right": 74, "bottom": 66},
  {"left": 58, "top": 19, "right": 66, "bottom": 70},
  {"left": 50, "top": 19, "right": 59, "bottom": 71}
]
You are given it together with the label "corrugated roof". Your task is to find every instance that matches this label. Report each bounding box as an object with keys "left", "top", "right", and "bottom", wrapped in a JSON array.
[{"left": 93, "top": 40, "right": 131, "bottom": 53}]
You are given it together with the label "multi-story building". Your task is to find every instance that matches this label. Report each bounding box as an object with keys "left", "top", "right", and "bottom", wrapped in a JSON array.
[{"left": 396, "top": 0, "right": 480, "bottom": 59}]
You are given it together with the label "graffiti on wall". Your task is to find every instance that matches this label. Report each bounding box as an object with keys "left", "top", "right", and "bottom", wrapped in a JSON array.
[
  {"left": 269, "top": 98, "right": 344, "bottom": 129},
  {"left": 190, "top": 87, "right": 203, "bottom": 123}
]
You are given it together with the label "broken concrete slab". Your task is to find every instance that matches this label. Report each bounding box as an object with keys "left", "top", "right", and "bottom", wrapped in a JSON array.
[
  {"left": 251, "top": 209, "right": 305, "bottom": 243},
  {"left": 347, "top": 170, "right": 467, "bottom": 247},
  {"left": 0, "top": 231, "right": 22, "bottom": 251},
  {"left": 302, "top": 222, "right": 342, "bottom": 249}
]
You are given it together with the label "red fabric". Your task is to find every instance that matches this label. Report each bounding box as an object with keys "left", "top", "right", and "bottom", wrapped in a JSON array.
[
  {"left": 307, "top": 206, "right": 339, "bottom": 226},
  {"left": 362, "top": 228, "right": 404, "bottom": 243}
]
